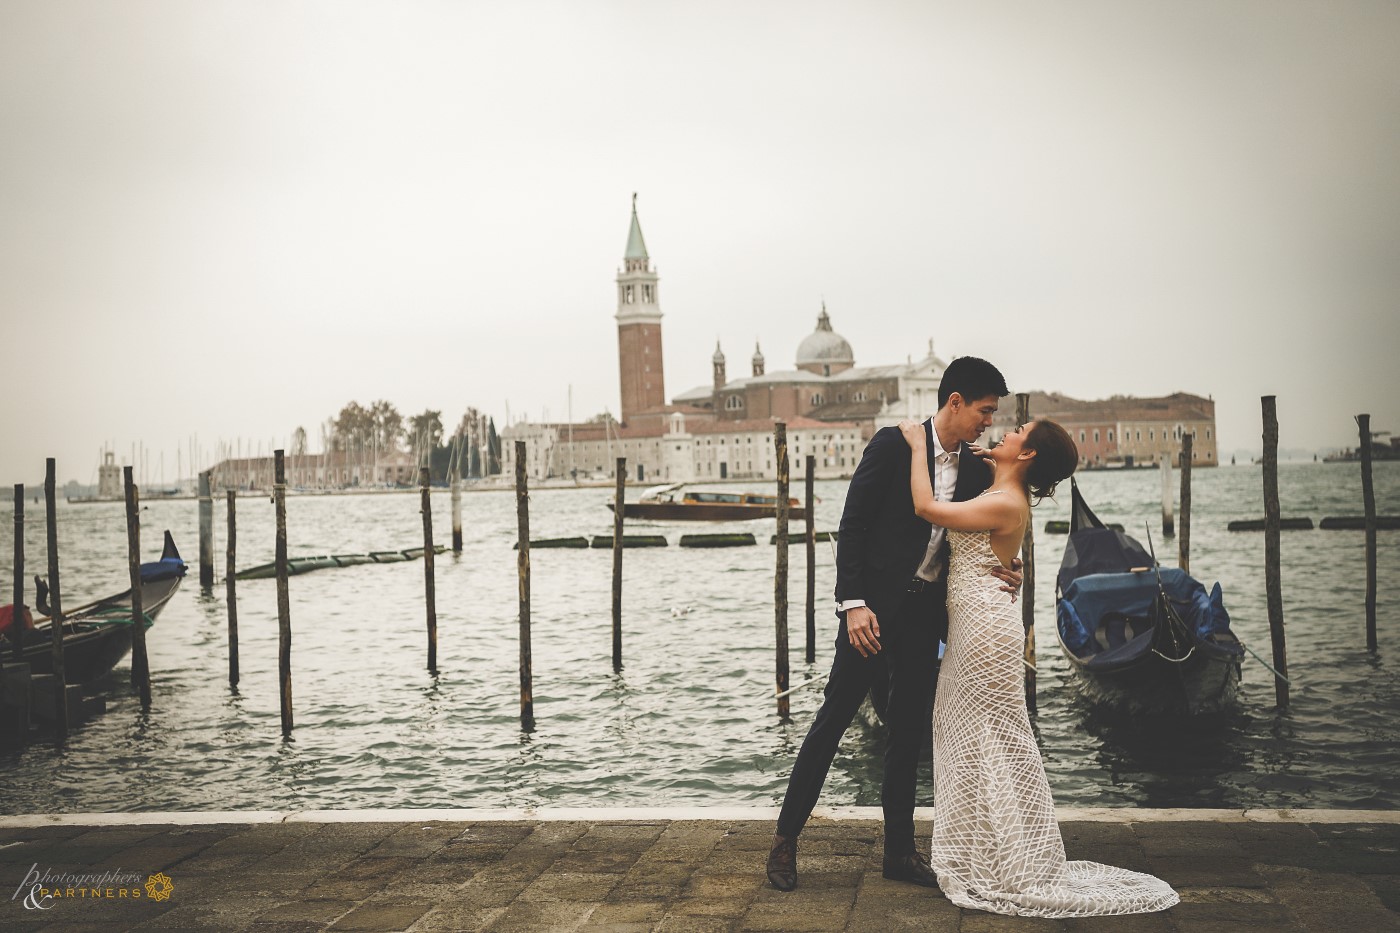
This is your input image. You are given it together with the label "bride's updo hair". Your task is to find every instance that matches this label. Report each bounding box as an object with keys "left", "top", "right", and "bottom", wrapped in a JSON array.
[{"left": 1024, "top": 420, "right": 1078, "bottom": 503}]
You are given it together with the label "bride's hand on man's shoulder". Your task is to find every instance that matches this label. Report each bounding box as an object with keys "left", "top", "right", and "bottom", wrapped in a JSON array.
[
  {"left": 968, "top": 442, "right": 996, "bottom": 471},
  {"left": 897, "top": 419, "right": 925, "bottom": 446}
]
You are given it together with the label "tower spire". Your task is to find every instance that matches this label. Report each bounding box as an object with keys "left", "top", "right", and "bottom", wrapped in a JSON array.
[{"left": 625, "top": 192, "right": 649, "bottom": 261}]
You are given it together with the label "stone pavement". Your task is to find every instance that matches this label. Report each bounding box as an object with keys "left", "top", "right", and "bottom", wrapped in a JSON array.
[{"left": 1, "top": 810, "right": 1397, "bottom": 932}]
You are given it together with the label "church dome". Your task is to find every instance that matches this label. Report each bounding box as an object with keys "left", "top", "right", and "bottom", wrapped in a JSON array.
[{"left": 795, "top": 306, "right": 854, "bottom": 371}]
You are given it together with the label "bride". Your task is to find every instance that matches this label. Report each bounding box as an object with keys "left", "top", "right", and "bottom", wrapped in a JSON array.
[{"left": 897, "top": 417, "right": 1179, "bottom": 918}]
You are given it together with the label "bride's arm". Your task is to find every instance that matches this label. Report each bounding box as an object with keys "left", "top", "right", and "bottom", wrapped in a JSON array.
[{"left": 898, "top": 420, "right": 1017, "bottom": 534}]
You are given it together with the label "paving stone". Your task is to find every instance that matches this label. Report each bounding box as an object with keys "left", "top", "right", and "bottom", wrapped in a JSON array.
[
  {"left": 1168, "top": 900, "right": 1296, "bottom": 924},
  {"left": 406, "top": 904, "right": 506, "bottom": 932},
  {"left": 1175, "top": 885, "right": 1278, "bottom": 904},
  {"left": 327, "top": 898, "right": 433, "bottom": 931},
  {"left": 1063, "top": 913, "right": 1175, "bottom": 932},
  {"left": 486, "top": 898, "right": 599, "bottom": 931},
  {"left": 655, "top": 917, "right": 735, "bottom": 932},
  {"left": 587, "top": 900, "right": 669, "bottom": 923},
  {"left": 843, "top": 896, "right": 960, "bottom": 932},
  {"left": 254, "top": 898, "right": 358, "bottom": 923},
  {"left": 1362, "top": 873, "right": 1400, "bottom": 912},
  {"left": 517, "top": 870, "right": 621, "bottom": 902},
  {"left": 1145, "top": 855, "right": 1268, "bottom": 887},
  {"left": 551, "top": 848, "right": 646, "bottom": 873},
  {"left": 958, "top": 914, "right": 1067, "bottom": 931}
]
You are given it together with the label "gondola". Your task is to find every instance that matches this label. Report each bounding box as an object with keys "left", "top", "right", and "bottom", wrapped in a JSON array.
[
  {"left": 1055, "top": 480, "right": 1244, "bottom": 714},
  {"left": 0, "top": 531, "right": 187, "bottom": 684}
]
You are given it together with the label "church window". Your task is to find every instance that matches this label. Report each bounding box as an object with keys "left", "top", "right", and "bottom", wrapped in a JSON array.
[
  {"left": 643, "top": 285, "right": 653, "bottom": 302},
  {"left": 1094, "top": 429, "right": 1100, "bottom": 443},
  {"left": 811, "top": 393, "right": 824, "bottom": 406},
  {"left": 824, "top": 365, "right": 831, "bottom": 376},
  {"left": 853, "top": 391, "right": 866, "bottom": 402},
  {"left": 1108, "top": 430, "right": 1114, "bottom": 442},
  {"left": 1206, "top": 429, "right": 1211, "bottom": 440},
  {"left": 1150, "top": 429, "right": 1155, "bottom": 440},
  {"left": 1079, "top": 430, "right": 1086, "bottom": 443},
  {"left": 626, "top": 285, "right": 635, "bottom": 303},
  {"left": 725, "top": 396, "right": 744, "bottom": 411}
]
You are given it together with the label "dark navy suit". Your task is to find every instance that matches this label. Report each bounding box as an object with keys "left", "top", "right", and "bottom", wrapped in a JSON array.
[{"left": 775, "top": 419, "right": 991, "bottom": 854}]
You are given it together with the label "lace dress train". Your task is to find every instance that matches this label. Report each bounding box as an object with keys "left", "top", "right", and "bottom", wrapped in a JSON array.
[{"left": 929, "top": 524, "right": 1179, "bottom": 917}]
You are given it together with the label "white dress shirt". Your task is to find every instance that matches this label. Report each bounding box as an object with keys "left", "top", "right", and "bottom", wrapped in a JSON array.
[{"left": 837, "top": 426, "right": 959, "bottom": 613}]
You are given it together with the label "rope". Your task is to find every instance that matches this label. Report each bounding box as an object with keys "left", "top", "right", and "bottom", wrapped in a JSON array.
[
  {"left": 84, "top": 608, "right": 156, "bottom": 629},
  {"left": 773, "top": 673, "right": 825, "bottom": 700},
  {"left": 1241, "top": 640, "right": 1292, "bottom": 685}
]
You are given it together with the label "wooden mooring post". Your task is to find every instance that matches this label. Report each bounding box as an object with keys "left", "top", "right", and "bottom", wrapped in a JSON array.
[
  {"left": 43, "top": 459, "right": 68, "bottom": 738},
  {"left": 123, "top": 468, "right": 151, "bottom": 708},
  {"left": 226, "top": 489, "right": 239, "bottom": 687},
  {"left": 804, "top": 454, "right": 816, "bottom": 665},
  {"left": 1016, "top": 394, "right": 1037, "bottom": 711},
  {"left": 612, "top": 457, "right": 625, "bottom": 672},
  {"left": 1358, "top": 413, "right": 1377, "bottom": 651},
  {"left": 5, "top": 485, "right": 25, "bottom": 747},
  {"left": 11, "top": 485, "right": 23, "bottom": 663},
  {"left": 515, "top": 441, "right": 534, "bottom": 730},
  {"left": 274, "top": 451, "right": 294, "bottom": 735},
  {"left": 198, "top": 470, "right": 214, "bottom": 590},
  {"left": 1261, "top": 397, "right": 1289, "bottom": 708},
  {"left": 774, "top": 423, "right": 790, "bottom": 718},
  {"left": 450, "top": 460, "right": 463, "bottom": 554},
  {"left": 420, "top": 466, "right": 438, "bottom": 674},
  {"left": 1160, "top": 453, "right": 1174, "bottom": 538},
  {"left": 1179, "top": 434, "right": 1193, "bottom": 574}
]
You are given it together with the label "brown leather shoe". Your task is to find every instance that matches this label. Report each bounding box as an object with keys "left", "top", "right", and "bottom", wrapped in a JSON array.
[
  {"left": 882, "top": 849, "right": 938, "bottom": 887},
  {"left": 765, "top": 833, "right": 797, "bottom": 891}
]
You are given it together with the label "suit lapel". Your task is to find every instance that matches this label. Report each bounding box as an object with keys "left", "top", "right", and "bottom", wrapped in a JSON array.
[
  {"left": 953, "top": 441, "right": 987, "bottom": 502},
  {"left": 923, "top": 419, "right": 939, "bottom": 500}
]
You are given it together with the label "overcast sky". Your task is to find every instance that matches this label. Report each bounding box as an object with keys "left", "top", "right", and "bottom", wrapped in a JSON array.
[{"left": 3, "top": 0, "right": 1398, "bottom": 486}]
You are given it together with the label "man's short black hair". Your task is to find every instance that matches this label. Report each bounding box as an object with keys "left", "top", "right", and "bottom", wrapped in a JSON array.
[{"left": 937, "top": 356, "right": 1009, "bottom": 409}]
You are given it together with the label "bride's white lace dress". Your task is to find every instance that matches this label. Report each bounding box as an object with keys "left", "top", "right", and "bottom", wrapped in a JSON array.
[{"left": 930, "top": 518, "right": 1179, "bottom": 917}]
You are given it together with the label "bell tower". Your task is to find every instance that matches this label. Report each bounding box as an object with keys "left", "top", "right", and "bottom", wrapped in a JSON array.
[{"left": 616, "top": 194, "right": 665, "bottom": 422}]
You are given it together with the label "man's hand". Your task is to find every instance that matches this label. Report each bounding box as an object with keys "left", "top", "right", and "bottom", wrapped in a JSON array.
[
  {"left": 845, "top": 605, "right": 881, "bottom": 657},
  {"left": 990, "top": 557, "right": 1024, "bottom": 601}
]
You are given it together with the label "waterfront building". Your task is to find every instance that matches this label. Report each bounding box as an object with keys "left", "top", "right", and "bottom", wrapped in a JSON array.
[
  {"left": 989, "top": 391, "right": 1219, "bottom": 467},
  {"left": 210, "top": 449, "right": 419, "bottom": 491},
  {"left": 96, "top": 449, "right": 123, "bottom": 499},
  {"left": 501, "top": 413, "right": 863, "bottom": 483}
]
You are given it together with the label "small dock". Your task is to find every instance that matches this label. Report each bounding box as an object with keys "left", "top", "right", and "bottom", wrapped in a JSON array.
[{"left": 1, "top": 808, "right": 1395, "bottom": 931}]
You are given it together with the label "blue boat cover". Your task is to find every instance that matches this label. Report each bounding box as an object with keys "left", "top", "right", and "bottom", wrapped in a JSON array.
[
  {"left": 139, "top": 557, "right": 187, "bottom": 583},
  {"left": 1058, "top": 567, "right": 1232, "bottom": 662}
]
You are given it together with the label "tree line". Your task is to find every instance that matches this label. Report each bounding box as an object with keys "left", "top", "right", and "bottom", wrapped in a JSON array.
[{"left": 292, "top": 400, "right": 502, "bottom": 484}]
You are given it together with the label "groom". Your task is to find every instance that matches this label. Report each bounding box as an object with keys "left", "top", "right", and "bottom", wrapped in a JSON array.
[{"left": 766, "top": 355, "right": 1018, "bottom": 890}]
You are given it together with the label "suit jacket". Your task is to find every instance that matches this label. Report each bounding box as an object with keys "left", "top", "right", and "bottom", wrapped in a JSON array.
[{"left": 834, "top": 420, "right": 992, "bottom": 624}]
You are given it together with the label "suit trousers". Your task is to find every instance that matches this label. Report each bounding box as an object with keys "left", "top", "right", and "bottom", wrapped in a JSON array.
[{"left": 775, "top": 580, "right": 946, "bottom": 855}]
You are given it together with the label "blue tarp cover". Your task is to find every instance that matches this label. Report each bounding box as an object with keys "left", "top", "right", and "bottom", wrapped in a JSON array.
[{"left": 1058, "top": 567, "right": 1231, "bottom": 661}]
